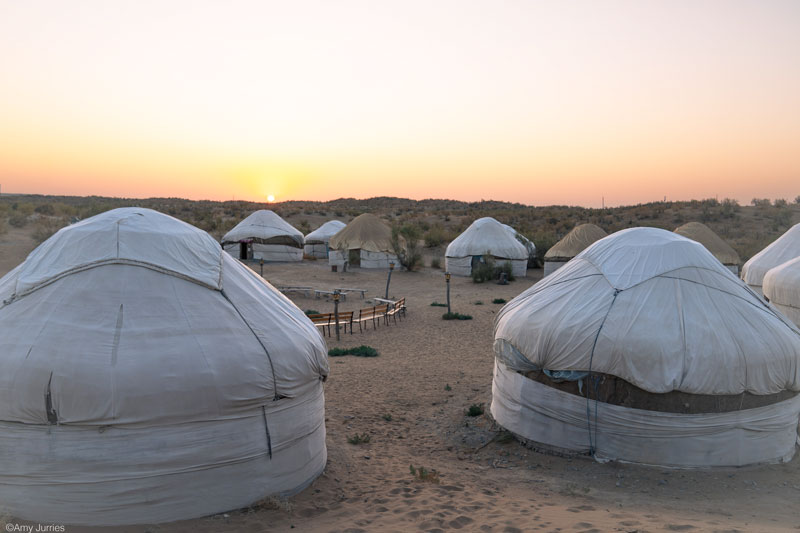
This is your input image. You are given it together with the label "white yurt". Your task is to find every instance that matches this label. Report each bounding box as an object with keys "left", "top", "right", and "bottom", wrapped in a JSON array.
[
  {"left": 764, "top": 256, "right": 800, "bottom": 327},
  {"left": 304, "top": 220, "right": 346, "bottom": 259},
  {"left": 741, "top": 222, "right": 800, "bottom": 297},
  {"left": 0, "top": 208, "right": 329, "bottom": 525},
  {"left": 221, "top": 210, "right": 304, "bottom": 262},
  {"left": 502, "top": 223, "right": 536, "bottom": 265},
  {"left": 674, "top": 221, "right": 740, "bottom": 275},
  {"left": 445, "top": 218, "right": 529, "bottom": 277},
  {"left": 492, "top": 227, "right": 800, "bottom": 468},
  {"left": 328, "top": 213, "right": 399, "bottom": 269},
  {"left": 543, "top": 223, "right": 607, "bottom": 276}
]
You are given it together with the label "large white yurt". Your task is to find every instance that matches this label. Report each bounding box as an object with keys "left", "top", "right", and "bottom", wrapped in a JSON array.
[
  {"left": 445, "top": 218, "right": 529, "bottom": 277},
  {"left": 328, "top": 213, "right": 399, "bottom": 269},
  {"left": 492, "top": 227, "right": 800, "bottom": 468},
  {"left": 0, "top": 208, "right": 329, "bottom": 525},
  {"left": 674, "top": 221, "right": 740, "bottom": 275},
  {"left": 543, "top": 223, "right": 607, "bottom": 276},
  {"left": 741, "top": 222, "right": 800, "bottom": 297},
  {"left": 221, "top": 210, "right": 304, "bottom": 262},
  {"left": 764, "top": 256, "right": 800, "bottom": 327},
  {"left": 304, "top": 220, "right": 346, "bottom": 259}
]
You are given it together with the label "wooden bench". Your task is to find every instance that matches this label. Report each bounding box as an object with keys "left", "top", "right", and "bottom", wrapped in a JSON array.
[
  {"left": 356, "top": 304, "right": 390, "bottom": 332},
  {"left": 387, "top": 297, "right": 406, "bottom": 323},
  {"left": 314, "top": 289, "right": 346, "bottom": 301},
  {"left": 307, "top": 312, "right": 354, "bottom": 336},
  {"left": 335, "top": 287, "right": 367, "bottom": 299}
]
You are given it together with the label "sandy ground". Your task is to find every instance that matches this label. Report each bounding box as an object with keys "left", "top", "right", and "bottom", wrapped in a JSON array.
[{"left": 2, "top": 233, "right": 800, "bottom": 532}]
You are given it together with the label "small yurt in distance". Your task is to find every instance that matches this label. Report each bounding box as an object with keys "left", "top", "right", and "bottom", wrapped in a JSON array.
[
  {"left": 328, "top": 213, "right": 399, "bottom": 269},
  {"left": 445, "top": 217, "right": 529, "bottom": 277},
  {"left": 492, "top": 228, "right": 800, "bottom": 468},
  {"left": 221, "top": 209, "right": 304, "bottom": 262},
  {"left": 674, "top": 221, "right": 740, "bottom": 275},
  {"left": 304, "top": 220, "right": 346, "bottom": 259},
  {"left": 741, "top": 222, "right": 800, "bottom": 297},
  {"left": 764, "top": 256, "right": 800, "bottom": 327},
  {"left": 0, "top": 208, "right": 329, "bottom": 525},
  {"left": 543, "top": 223, "right": 606, "bottom": 276}
]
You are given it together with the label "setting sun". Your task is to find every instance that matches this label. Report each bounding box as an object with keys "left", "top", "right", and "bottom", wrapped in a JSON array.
[{"left": 267, "top": 195, "right": 275, "bottom": 203}]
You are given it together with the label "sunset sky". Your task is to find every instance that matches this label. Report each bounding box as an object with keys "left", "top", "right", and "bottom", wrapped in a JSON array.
[{"left": 1, "top": 0, "right": 798, "bottom": 207}]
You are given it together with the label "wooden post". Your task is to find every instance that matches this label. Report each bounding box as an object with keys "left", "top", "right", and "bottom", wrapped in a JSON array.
[
  {"left": 333, "top": 290, "right": 341, "bottom": 341},
  {"left": 385, "top": 261, "right": 395, "bottom": 299},
  {"left": 445, "top": 271, "right": 451, "bottom": 314}
]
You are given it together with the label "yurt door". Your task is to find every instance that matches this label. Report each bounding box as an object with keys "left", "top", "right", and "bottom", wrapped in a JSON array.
[{"left": 239, "top": 242, "right": 248, "bottom": 260}]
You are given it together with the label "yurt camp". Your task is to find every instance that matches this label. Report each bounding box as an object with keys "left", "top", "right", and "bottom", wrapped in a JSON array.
[
  {"left": 674, "top": 221, "right": 741, "bottom": 274},
  {"left": 764, "top": 256, "right": 800, "bottom": 327},
  {"left": 304, "top": 220, "right": 346, "bottom": 259},
  {"left": 741, "top": 222, "right": 800, "bottom": 297},
  {"left": 221, "top": 209, "right": 305, "bottom": 262},
  {"left": 492, "top": 228, "right": 800, "bottom": 468},
  {"left": 0, "top": 208, "right": 329, "bottom": 525},
  {"left": 328, "top": 213, "right": 399, "bottom": 269},
  {"left": 445, "top": 217, "right": 529, "bottom": 277},
  {"left": 543, "top": 223, "right": 607, "bottom": 276}
]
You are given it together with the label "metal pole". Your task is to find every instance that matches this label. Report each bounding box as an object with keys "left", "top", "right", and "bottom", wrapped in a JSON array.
[
  {"left": 333, "top": 290, "right": 341, "bottom": 341},
  {"left": 445, "top": 271, "right": 451, "bottom": 314},
  {"left": 260, "top": 258, "right": 264, "bottom": 277},
  {"left": 385, "top": 262, "right": 395, "bottom": 299}
]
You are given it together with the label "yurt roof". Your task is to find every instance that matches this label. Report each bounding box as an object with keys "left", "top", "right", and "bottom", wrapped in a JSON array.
[
  {"left": 0, "top": 207, "right": 329, "bottom": 426},
  {"left": 673, "top": 222, "right": 740, "bottom": 266},
  {"left": 495, "top": 227, "right": 800, "bottom": 396},
  {"left": 221, "top": 210, "right": 304, "bottom": 247},
  {"left": 304, "top": 220, "right": 346, "bottom": 244},
  {"left": 502, "top": 223, "right": 536, "bottom": 258},
  {"left": 328, "top": 213, "right": 394, "bottom": 252},
  {"left": 764, "top": 255, "right": 800, "bottom": 311},
  {"left": 544, "top": 223, "right": 607, "bottom": 261},
  {"left": 742, "top": 223, "right": 800, "bottom": 289},
  {"left": 446, "top": 217, "right": 528, "bottom": 260}
]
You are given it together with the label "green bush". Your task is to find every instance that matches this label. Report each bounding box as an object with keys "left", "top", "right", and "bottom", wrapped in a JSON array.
[
  {"left": 492, "top": 298, "right": 507, "bottom": 304},
  {"left": 423, "top": 224, "right": 448, "bottom": 248},
  {"left": 305, "top": 309, "right": 320, "bottom": 316},
  {"left": 471, "top": 259, "right": 496, "bottom": 283},
  {"left": 465, "top": 403, "right": 484, "bottom": 417},
  {"left": 328, "top": 345, "right": 379, "bottom": 357},
  {"left": 391, "top": 224, "right": 423, "bottom": 271},
  {"left": 347, "top": 433, "right": 371, "bottom": 445},
  {"left": 442, "top": 312, "right": 472, "bottom": 320},
  {"left": 430, "top": 302, "right": 447, "bottom": 307}
]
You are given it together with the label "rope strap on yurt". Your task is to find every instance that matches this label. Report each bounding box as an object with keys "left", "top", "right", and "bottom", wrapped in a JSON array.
[
  {"left": 261, "top": 405, "right": 273, "bottom": 460},
  {"left": 586, "top": 287, "right": 621, "bottom": 456}
]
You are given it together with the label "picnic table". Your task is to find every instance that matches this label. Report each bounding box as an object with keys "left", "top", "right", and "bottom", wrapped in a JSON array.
[{"left": 315, "top": 289, "right": 346, "bottom": 301}]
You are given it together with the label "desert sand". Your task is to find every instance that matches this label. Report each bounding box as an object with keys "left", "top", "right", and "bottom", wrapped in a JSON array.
[{"left": 2, "top": 231, "right": 800, "bottom": 533}]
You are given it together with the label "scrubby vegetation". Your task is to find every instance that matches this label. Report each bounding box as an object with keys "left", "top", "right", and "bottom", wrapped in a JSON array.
[
  {"left": 442, "top": 312, "right": 472, "bottom": 320},
  {"left": 471, "top": 259, "right": 516, "bottom": 283},
  {"left": 465, "top": 403, "right": 485, "bottom": 417},
  {"left": 347, "top": 433, "right": 371, "bottom": 445},
  {"left": 492, "top": 298, "right": 507, "bottom": 304},
  {"left": 409, "top": 465, "right": 440, "bottom": 483},
  {"left": 391, "top": 223, "right": 423, "bottom": 271},
  {"left": 328, "top": 345, "right": 379, "bottom": 357}
]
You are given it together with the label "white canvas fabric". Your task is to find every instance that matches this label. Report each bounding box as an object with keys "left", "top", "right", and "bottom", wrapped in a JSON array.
[
  {"left": 304, "top": 220, "right": 346, "bottom": 258},
  {"left": 492, "top": 227, "right": 800, "bottom": 467},
  {"left": 221, "top": 210, "right": 304, "bottom": 262},
  {"left": 502, "top": 223, "right": 536, "bottom": 262},
  {"left": 764, "top": 256, "right": 800, "bottom": 327},
  {"left": 445, "top": 218, "right": 529, "bottom": 277},
  {"left": 742, "top": 223, "right": 800, "bottom": 297},
  {"left": 0, "top": 208, "right": 329, "bottom": 525}
]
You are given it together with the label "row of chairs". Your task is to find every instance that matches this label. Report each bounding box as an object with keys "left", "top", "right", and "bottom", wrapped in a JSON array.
[{"left": 308, "top": 298, "right": 406, "bottom": 337}]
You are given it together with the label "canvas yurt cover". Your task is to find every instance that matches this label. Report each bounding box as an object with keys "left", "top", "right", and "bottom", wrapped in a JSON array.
[
  {"left": 742, "top": 223, "right": 800, "bottom": 297},
  {"left": 492, "top": 227, "right": 800, "bottom": 468},
  {"left": 502, "top": 223, "right": 536, "bottom": 265},
  {"left": 328, "top": 213, "right": 399, "bottom": 269},
  {"left": 543, "top": 224, "right": 607, "bottom": 276},
  {"left": 0, "top": 208, "right": 329, "bottom": 525},
  {"left": 445, "top": 218, "right": 528, "bottom": 277},
  {"left": 304, "top": 220, "right": 346, "bottom": 258},
  {"left": 674, "top": 222, "right": 740, "bottom": 275},
  {"left": 221, "top": 210, "right": 304, "bottom": 262},
  {"left": 764, "top": 256, "right": 800, "bottom": 327}
]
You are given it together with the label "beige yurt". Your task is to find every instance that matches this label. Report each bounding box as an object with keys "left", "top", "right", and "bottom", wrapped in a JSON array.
[
  {"left": 492, "top": 227, "right": 800, "bottom": 468},
  {"left": 0, "top": 208, "right": 329, "bottom": 525},
  {"left": 674, "top": 222, "right": 740, "bottom": 275},
  {"left": 741, "top": 223, "right": 800, "bottom": 297},
  {"left": 543, "top": 224, "right": 607, "bottom": 276},
  {"left": 764, "top": 256, "right": 800, "bottom": 327},
  {"left": 304, "top": 220, "right": 346, "bottom": 259},
  {"left": 328, "top": 213, "right": 399, "bottom": 269},
  {"left": 445, "top": 217, "right": 529, "bottom": 277},
  {"left": 221, "top": 210, "right": 304, "bottom": 262}
]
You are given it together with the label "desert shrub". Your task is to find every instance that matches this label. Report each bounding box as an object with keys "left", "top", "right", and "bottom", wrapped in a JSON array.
[
  {"left": 751, "top": 198, "right": 771, "bottom": 208},
  {"left": 430, "top": 257, "right": 441, "bottom": 269},
  {"left": 442, "top": 312, "right": 472, "bottom": 320},
  {"left": 795, "top": 195, "right": 800, "bottom": 205},
  {"left": 304, "top": 309, "right": 320, "bottom": 316},
  {"left": 423, "top": 224, "right": 448, "bottom": 248},
  {"left": 474, "top": 301, "right": 483, "bottom": 305},
  {"left": 391, "top": 224, "right": 423, "bottom": 271},
  {"left": 444, "top": 384, "right": 452, "bottom": 391},
  {"left": 8, "top": 214, "right": 28, "bottom": 228},
  {"left": 409, "top": 465, "right": 440, "bottom": 484},
  {"left": 492, "top": 298, "right": 507, "bottom": 304},
  {"left": 382, "top": 414, "right": 392, "bottom": 421},
  {"left": 34, "top": 203, "right": 55, "bottom": 216},
  {"left": 496, "top": 261, "right": 515, "bottom": 282},
  {"left": 430, "top": 302, "right": 447, "bottom": 307},
  {"left": 328, "top": 345, "right": 379, "bottom": 357},
  {"left": 32, "top": 218, "right": 66, "bottom": 243},
  {"left": 720, "top": 198, "right": 740, "bottom": 218},
  {"left": 0, "top": 216, "right": 6, "bottom": 235},
  {"left": 298, "top": 219, "right": 311, "bottom": 233},
  {"left": 471, "top": 259, "right": 496, "bottom": 283},
  {"left": 774, "top": 198, "right": 788, "bottom": 208},
  {"left": 465, "top": 403, "right": 484, "bottom": 417},
  {"left": 347, "top": 433, "right": 371, "bottom": 445}
]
